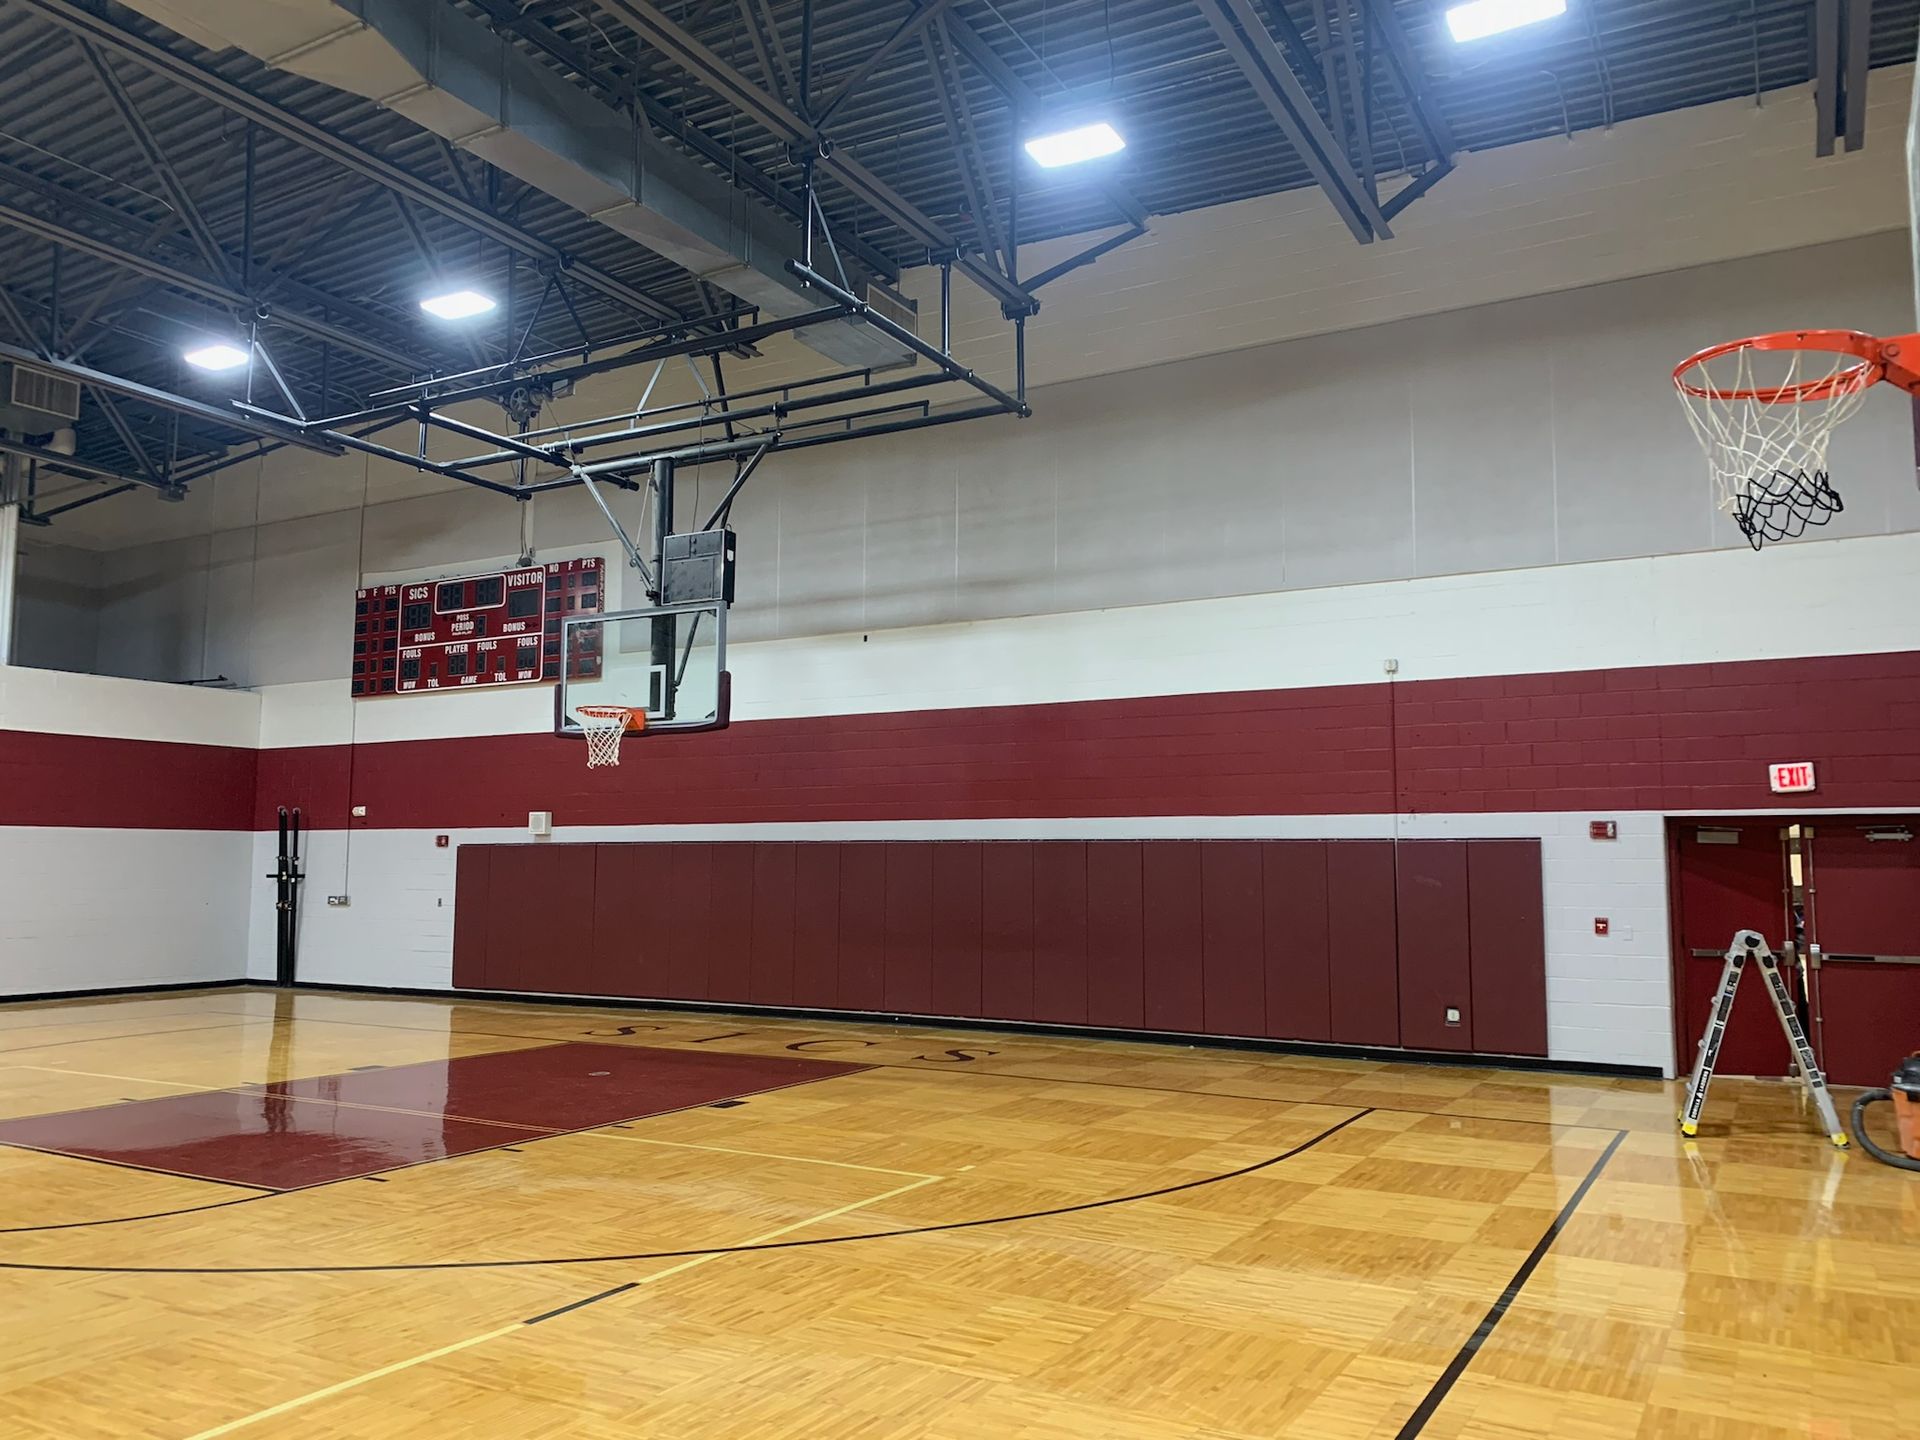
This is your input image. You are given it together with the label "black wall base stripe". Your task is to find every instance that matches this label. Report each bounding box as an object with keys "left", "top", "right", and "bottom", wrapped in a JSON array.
[
  {"left": 1394, "top": 1128, "right": 1628, "bottom": 1438},
  {"left": 0, "top": 978, "right": 248, "bottom": 1005}
]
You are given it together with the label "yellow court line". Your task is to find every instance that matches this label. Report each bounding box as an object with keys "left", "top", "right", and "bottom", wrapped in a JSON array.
[
  {"left": 584, "top": 1128, "right": 940, "bottom": 1179},
  {"left": 180, "top": 1173, "right": 944, "bottom": 1440},
  {"left": 180, "top": 1326, "right": 524, "bottom": 1440},
  {"left": 2, "top": 1064, "right": 209, "bottom": 1090}
]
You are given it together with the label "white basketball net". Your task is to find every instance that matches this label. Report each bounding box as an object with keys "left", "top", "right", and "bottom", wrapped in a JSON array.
[
  {"left": 576, "top": 706, "right": 635, "bottom": 768},
  {"left": 1674, "top": 344, "right": 1874, "bottom": 549}
]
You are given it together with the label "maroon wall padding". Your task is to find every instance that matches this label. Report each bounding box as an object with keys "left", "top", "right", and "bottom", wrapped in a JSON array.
[
  {"left": 836, "top": 843, "right": 888, "bottom": 1011},
  {"left": 884, "top": 842, "right": 935, "bottom": 1015},
  {"left": 1201, "top": 842, "right": 1266, "bottom": 1038},
  {"left": 791, "top": 843, "right": 841, "bottom": 1009},
  {"left": 707, "top": 843, "right": 756, "bottom": 1003},
  {"left": 1467, "top": 840, "right": 1548, "bottom": 1057},
  {"left": 1263, "top": 842, "right": 1331, "bottom": 1041},
  {"left": 930, "top": 843, "right": 984, "bottom": 1018},
  {"left": 980, "top": 841, "right": 1036, "bottom": 1021},
  {"left": 1395, "top": 841, "right": 1473, "bottom": 1051},
  {"left": 449, "top": 844, "right": 491, "bottom": 990},
  {"left": 748, "top": 843, "right": 796, "bottom": 1006},
  {"left": 590, "top": 845, "right": 650, "bottom": 998},
  {"left": 663, "top": 844, "right": 714, "bottom": 1001},
  {"left": 1086, "top": 841, "right": 1146, "bottom": 1029},
  {"left": 1142, "top": 841, "right": 1205, "bottom": 1032},
  {"left": 497, "top": 844, "right": 597, "bottom": 995},
  {"left": 1327, "top": 841, "right": 1399, "bottom": 1047},
  {"left": 1031, "top": 842, "right": 1090, "bottom": 1025},
  {"left": 449, "top": 836, "right": 1548, "bottom": 1059}
]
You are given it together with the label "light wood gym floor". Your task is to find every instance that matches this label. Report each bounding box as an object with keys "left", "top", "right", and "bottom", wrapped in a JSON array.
[{"left": 0, "top": 987, "right": 1913, "bottom": 1439}]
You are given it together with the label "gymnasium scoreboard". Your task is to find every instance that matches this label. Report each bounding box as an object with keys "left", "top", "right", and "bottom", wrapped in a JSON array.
[{"left": 352, "top": 557, "right": 605, "bottom": 698}]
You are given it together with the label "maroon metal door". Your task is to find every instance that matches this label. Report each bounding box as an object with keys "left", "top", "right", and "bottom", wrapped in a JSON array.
[
  {"left": 1671, "top": 821, "right": 1792, "bottom": 1078},
  {"left": 1804, "top": 819, "right": 1920, "bottom": 1087}
]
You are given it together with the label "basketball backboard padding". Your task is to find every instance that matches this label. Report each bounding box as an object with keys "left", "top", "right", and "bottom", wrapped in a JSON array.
[{"left": 555, "top": 600, "right": 730, "bottom": 738}]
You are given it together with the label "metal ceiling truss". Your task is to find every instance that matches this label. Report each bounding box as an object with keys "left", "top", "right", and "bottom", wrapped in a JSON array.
[
  {"left": 230, "top": 259, "right": 1029, "bottom": 513},
  {"left": 1814, "top": 0, "right": 1876, "bottom": 154}
]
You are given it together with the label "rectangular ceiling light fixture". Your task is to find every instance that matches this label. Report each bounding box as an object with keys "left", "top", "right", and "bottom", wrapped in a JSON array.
[
  {"left": 1445, "top": 0, "right": 1568, "bottom": 43},
  {"left": 1023, "top": 121, "right": 1126, "bottom": 169},
  {"left": 420, "top": 289, "right": 498, "bottom": 321}
]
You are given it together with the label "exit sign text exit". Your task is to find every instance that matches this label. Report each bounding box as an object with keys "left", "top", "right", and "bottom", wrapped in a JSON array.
[{"left": 1769, "top": 761, "right": 1817, "bottom": 794}]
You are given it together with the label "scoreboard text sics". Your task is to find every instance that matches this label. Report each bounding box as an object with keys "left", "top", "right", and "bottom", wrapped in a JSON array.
[{"left": 351, "top": 557, "right": 604, "bottom": 698}]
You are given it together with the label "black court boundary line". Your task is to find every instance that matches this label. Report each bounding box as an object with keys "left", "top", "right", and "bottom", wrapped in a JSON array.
[
  {"left": 0, "top": 1061, "right": 875, "bottom": 1234},
  {"left": 0, "top": 1108, "right": 1372, "bottom": 1273},
  {"left": 287, "top": 982, "right": 1664, "bottom": 1079},
  {"left": 1393, "top": 1127, "right": 1629, "bottom": 1439},
  {"left": 523, "top": 1282, "right": 639, "bottom": 1324},
  {"left": 214, "top": 1006, "right": 1653, "bottom": 1137}
]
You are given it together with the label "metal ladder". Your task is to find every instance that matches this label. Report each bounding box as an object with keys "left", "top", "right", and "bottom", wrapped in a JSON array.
[{"left": 1680, "top": 929, "right": 1848, "bottom": 1148}]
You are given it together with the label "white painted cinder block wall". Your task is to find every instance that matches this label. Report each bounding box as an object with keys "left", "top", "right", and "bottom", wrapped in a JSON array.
[{"left": 0, "top": 666, "right": 259, "bottom": 995}]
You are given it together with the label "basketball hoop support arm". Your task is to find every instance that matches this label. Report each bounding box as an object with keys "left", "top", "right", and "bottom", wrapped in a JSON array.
[{"left": 570, "top": 462, "right": 653, "bottom": 587}]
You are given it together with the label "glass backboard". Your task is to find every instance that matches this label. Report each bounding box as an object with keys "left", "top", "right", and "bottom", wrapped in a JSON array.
[{"left": 555, "top": 600, "right": 729, "bottom": 737}]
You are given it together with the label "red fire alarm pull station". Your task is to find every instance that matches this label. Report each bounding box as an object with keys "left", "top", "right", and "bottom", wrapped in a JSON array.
[
  {"left": 1769, "top": 762, "right": 1817, "bottom": 794},
  {"left": 435, "top": 835, "right": 450, "bottom": 848},
  {"left": 1594, "top": 918, "right": 1610, "bottom": 936},
  {"left": 1589, "top": 820, "right": 1617, "bottom": 840}
]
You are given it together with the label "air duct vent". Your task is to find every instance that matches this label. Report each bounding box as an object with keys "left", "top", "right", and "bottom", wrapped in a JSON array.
[
  {"left": 862, "top": 280, "right": 919, "bottom": 338},
  {"left": 5, "top": 364, "right": 81, "bottom": 422}
]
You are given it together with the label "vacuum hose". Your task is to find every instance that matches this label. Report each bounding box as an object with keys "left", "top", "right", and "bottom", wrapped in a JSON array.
[{"left": 1850, "top": 1089, "right": 1920, "bottom": 1171}]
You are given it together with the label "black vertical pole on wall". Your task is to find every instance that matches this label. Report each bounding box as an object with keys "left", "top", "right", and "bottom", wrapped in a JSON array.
[
  {"left": 286, "top": 808, "right": 304, "bottom": 985},
  {"left": 269, "top": 807, "right": 306, "bottom": 986},
  {"left": 651, "top": 455, "right": 677, "bottom": 720},
  {"left": 271, "top": 807, "right": 291, "bottom": 985}
]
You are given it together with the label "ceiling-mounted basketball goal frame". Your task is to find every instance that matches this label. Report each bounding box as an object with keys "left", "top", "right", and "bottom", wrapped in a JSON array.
[{"left": 1673, "top": 329, "right": 1920, "bottom": 550}]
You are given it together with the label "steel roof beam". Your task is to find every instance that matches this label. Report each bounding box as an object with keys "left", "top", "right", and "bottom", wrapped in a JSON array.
[
  {"left": 1359, "top": 0, "right": 1456, "bottom": 163},
  {"left": 74, "top": 39, "right": 237, "bottom": 289},
  {"left": 593, "top": 0, "right": 1035, "bottom": 313},
  {"left": 922, "top": 21, "right": 1010, "bottom": 280},
  {"left": 463, "top": 0, "right": 896, "bottom": 282},
  {"left": 918, "top": 2, "right": 1150, "bottom": 233},
  {"left": 15, "top": 0, "right": 697, "bottom": 333},
  {"left": 1194, "top": 0, "right": 1391, "bottom": 244},
  {"left": 814, "top": 0, "right": 952, "bottom": 128},
  {"left": 0, "top": 337, "right": 341, "bottom": 458},
  {"left": 0, "top": 199, "right": 423, "bottom": 372}
]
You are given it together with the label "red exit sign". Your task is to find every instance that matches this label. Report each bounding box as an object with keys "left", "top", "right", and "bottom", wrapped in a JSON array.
[{"left": 1769, "top": 762, "right": 1817, "bottom": 794}]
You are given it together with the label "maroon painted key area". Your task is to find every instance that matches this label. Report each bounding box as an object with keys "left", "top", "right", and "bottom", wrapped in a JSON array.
[{"left": 0, "top": 1043, "right": 867, "bottom": 1190}]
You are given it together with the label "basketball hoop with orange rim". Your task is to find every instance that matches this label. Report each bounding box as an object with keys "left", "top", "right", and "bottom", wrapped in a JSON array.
[
  {"left": 576, "top": 704, "right": 645, "bottom": 768},
  {"left": 1673, "top": 329, "right": 1920, "bottom": 550}
]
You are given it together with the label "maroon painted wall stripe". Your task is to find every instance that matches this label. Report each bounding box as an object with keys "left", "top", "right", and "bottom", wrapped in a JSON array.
[
  {"left": 0, "top": 729, "right": 256, "bottom": 830},
  {"left": 8, "top": 649, "right": 1920, "bottom": 833}
]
